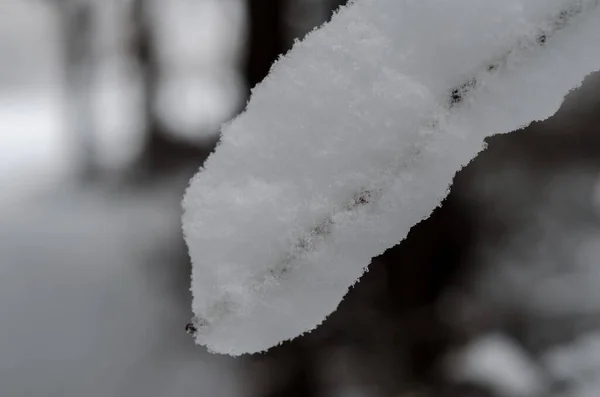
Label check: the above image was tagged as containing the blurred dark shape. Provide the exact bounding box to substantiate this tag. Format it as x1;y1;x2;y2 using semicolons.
437;382;499;397
129;0;212;182
53;0;97;180
243;0;290;93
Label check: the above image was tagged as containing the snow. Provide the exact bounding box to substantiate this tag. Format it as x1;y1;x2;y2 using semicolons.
182;0;600;355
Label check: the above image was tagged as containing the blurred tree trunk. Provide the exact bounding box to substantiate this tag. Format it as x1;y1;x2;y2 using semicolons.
130;0;208;181
242;0;348;94
243;0;290;93
55;0;97;180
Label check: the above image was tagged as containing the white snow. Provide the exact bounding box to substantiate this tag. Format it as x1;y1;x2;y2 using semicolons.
183;0;600;355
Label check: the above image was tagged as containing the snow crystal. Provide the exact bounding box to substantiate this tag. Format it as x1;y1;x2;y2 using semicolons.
182;0;600;355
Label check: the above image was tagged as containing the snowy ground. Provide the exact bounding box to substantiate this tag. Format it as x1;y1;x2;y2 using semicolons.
0;182;244;397
0;2;247;395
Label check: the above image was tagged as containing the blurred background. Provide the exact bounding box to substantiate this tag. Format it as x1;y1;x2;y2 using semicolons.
0;1;599;397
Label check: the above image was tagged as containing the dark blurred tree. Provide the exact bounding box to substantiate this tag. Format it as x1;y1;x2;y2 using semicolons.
243;0;348;94
129;0;210;182
51;0;98;180
243;0;290;93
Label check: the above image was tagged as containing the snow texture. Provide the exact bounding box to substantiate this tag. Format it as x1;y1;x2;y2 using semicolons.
182;0;600;355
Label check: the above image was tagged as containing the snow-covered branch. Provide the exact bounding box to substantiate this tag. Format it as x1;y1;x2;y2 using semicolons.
182;0;600;355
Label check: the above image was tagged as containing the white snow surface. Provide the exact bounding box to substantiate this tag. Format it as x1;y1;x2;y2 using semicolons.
182;0;600;355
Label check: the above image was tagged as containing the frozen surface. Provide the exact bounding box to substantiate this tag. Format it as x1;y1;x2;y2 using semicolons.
183;0;600;355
